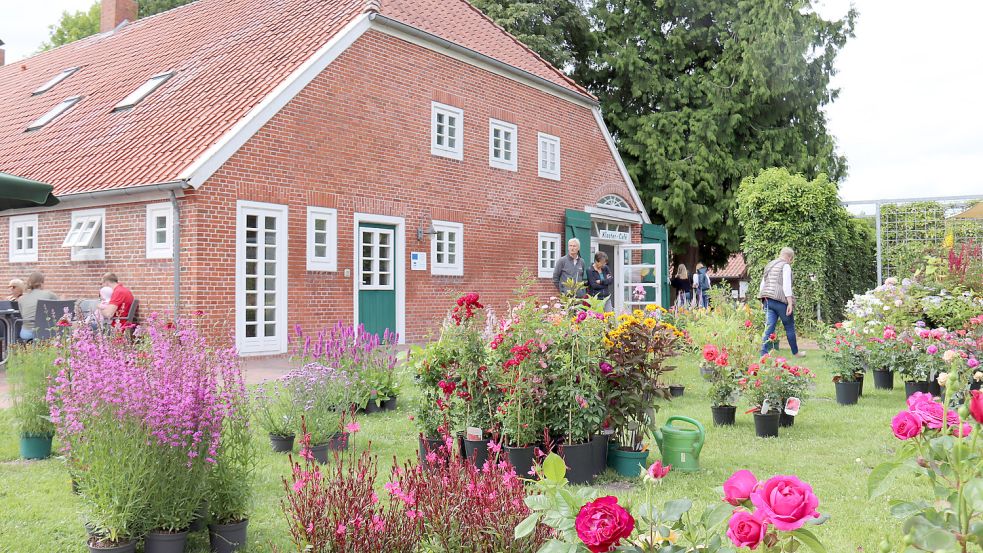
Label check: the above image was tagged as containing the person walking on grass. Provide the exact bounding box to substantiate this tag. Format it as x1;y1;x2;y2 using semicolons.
758;247;803;357
693;263;711;308
552;238;586;297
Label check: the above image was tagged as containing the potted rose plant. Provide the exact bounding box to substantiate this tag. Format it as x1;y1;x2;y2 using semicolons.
8;343;58;460
775;360;814;426
867;326;897;390
702;344;739;426
741;357;785;438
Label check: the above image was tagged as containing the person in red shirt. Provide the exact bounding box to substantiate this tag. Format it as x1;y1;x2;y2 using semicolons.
98;272;134;324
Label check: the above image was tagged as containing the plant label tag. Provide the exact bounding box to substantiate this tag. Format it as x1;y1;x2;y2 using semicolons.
760;400;771;415
466;426;482;441
784;397;801;416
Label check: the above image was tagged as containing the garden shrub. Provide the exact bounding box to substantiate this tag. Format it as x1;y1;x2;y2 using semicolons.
8;342;59;438
736;167;875;327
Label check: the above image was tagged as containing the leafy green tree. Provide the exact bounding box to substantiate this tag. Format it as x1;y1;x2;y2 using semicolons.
40;2;100;51
470;0;592;73
585;0;855;267
39;0;195;51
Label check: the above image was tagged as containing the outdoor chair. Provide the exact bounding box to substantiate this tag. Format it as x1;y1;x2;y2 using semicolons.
34;299;78;341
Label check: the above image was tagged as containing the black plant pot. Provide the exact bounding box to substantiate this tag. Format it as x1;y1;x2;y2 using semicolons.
779;411;795;428
904;380;930;398
327;432;349;451
309;443;330;464
208;519;248;553
971;380;982;392
463;437;489;468
145;530;189;553
835;381;861;406
669;385;685;398
419;435;446;471
560;442;594;485
928;379;942;398
505;445;536;478
269;434;295;453
363;400;381;414
87;538;136;553
857;374;865;397
711;405;736;426
590;434;610;477
381;397;398;411
456;431;466;459
873;370;894;390
753;413;780;438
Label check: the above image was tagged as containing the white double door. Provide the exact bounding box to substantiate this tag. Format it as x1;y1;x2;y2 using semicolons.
236;201;288;354
613;243;662;313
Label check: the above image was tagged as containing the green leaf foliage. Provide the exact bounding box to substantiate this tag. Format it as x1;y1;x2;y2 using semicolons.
737;168;875;325
791;528;828;553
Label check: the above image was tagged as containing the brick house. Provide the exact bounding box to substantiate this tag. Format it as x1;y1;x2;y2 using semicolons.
0;0;668;354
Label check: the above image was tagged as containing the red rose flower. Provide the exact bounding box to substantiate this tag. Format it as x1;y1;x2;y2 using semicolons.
575;496;635;553
969;390;983;424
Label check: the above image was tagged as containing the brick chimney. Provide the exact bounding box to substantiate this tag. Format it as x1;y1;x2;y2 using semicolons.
101;0;138;33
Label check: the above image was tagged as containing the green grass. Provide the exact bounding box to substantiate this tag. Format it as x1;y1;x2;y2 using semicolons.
0;353;918;552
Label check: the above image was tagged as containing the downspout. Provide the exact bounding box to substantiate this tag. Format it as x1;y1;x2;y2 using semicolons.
170;190;181;317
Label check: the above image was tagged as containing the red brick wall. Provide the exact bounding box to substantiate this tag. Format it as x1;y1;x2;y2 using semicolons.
0;201;183;317
0;29;644;346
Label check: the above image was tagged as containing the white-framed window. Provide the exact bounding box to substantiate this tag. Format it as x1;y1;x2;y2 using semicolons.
306;207;338;271
145;203;173;259
114;72;174;111
62;208;105;261
8;214;39;263
598;194;631;210
27;96;82;131
32;67;80;96
538;232;561;278
431;220;464;276
538;133;561;180
488;119;517;171
431;102;463;160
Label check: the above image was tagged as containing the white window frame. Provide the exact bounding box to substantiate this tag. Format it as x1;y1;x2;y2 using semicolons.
538;232;561;278
430;220;464;276
63;208;105;261
431;102;464;160
359;227;396;290
538;132;561;180
306;207;338;272
9;214;39;263
488;119;518;171
114;72;174;111
145;202;173;259
27;96;81;131
32;67;80;96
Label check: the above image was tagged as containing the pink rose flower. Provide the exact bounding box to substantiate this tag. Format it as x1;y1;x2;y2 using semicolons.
969;358;980;369
906;392;935;410
727;510;768;549
575;496;635;553
891;411;922;440
647;461;671;480
927;345;938;355
750;475;821;531
970;391;983;424
910;400;946;430
723;469;758;506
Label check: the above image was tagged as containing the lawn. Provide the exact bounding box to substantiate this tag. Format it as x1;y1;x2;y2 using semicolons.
0;350;917;552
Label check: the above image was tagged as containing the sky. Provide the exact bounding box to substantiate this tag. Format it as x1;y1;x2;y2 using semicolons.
1;0;981;207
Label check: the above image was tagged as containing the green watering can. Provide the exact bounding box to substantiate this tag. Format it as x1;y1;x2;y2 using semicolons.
653;416;705;473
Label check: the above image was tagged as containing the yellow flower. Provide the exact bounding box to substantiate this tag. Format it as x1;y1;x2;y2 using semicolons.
618;314;631;323
633;309;644;318
603;338;615;348
644;318;657;329
944;232;955;249
645;304;658;311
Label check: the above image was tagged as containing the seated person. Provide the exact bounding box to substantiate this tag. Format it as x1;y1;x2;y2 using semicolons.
98;273;134;325
7;278;25;302
19;272;59;341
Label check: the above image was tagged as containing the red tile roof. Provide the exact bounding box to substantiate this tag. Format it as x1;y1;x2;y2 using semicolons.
708;254;748;280
0;0;591;196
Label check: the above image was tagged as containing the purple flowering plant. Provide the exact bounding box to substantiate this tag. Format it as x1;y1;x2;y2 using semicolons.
47;316;249;542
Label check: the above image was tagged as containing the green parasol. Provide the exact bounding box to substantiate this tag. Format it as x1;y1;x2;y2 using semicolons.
0;172;59;211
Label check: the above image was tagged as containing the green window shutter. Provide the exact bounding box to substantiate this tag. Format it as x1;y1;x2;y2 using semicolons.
642;224;670;309
564;209;592;281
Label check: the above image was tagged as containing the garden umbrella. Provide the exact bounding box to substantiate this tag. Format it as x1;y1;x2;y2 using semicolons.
0;171;59;211
953;202;983;219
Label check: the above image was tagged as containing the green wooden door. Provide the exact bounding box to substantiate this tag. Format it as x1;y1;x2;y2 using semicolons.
357;223;396;337
642;224;671;309
564;209;592;281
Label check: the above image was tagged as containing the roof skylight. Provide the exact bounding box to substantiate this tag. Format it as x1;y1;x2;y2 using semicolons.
113;72;174;111
26;96;82;131
31;67;80;96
